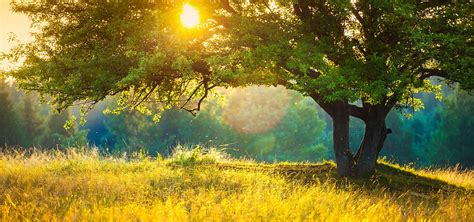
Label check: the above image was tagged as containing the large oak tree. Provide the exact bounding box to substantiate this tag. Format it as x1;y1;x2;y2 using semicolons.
3;0;473;177
207;0;473;177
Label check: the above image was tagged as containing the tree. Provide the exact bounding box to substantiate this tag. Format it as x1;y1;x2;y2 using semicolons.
92;86;329;161
211;1;473;177
0;77;23;146
7;0;219;115
341;0;472;177
427;87;474;167
43;109;72;148
21;94;45;147
5;0;473;178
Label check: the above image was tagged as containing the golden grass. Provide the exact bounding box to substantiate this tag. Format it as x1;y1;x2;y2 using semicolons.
0;148;473;221
418;167;474;190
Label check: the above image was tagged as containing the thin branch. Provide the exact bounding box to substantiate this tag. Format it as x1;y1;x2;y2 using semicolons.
183;83;216;116
132;83;158;109
180;81;204;109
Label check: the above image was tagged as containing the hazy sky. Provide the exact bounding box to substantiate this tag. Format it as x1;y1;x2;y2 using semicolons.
1;0;32;70
1;0;32;51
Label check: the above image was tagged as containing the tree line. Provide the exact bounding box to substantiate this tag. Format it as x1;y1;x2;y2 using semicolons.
1;77;472;168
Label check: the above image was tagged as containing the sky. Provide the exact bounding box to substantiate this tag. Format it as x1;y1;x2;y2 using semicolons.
0;0;32;70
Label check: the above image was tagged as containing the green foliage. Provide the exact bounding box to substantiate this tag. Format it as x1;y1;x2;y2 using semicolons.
427;87;474;167
368;87;474;168
0;80;85;149
6;1;472;115
167;145;230;166
2;0;473;175
6;0;222;114
101;109;160;154
0;78;23;146
57;129;89;149
95;87;330;162
42;109;72;148
0;80;473;167
21;94;45;147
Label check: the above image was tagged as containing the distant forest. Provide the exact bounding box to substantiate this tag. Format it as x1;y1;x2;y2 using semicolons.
1;77;473;168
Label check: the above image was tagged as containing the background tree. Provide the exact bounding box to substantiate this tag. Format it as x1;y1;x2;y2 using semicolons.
427;87;474;167
42;109;73;148
88;86;329;161
21;94;45;147
0;76;473;167
0;77;23;146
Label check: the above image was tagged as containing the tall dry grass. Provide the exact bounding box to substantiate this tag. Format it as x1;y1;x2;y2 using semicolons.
0;148;472;221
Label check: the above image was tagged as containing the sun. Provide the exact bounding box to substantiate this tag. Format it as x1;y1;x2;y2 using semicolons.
180;3;200;29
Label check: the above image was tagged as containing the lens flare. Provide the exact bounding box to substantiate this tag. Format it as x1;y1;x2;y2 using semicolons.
180;3;200;28
222;86;290;134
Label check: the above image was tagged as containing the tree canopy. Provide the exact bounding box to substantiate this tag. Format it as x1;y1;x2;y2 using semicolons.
4;0;473;177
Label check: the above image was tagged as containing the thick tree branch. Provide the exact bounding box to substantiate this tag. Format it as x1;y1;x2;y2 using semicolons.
293;2;311;21
220;0;238;15
420;68;448;79
350;6;369;39
349;104;367;120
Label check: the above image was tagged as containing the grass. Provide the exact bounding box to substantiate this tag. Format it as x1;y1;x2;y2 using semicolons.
0;147;473;221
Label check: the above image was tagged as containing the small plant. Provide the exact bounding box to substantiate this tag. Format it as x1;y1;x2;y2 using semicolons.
167;145;230;166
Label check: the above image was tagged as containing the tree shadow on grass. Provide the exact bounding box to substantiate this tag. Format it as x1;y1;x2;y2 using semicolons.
369;163;466;194
217;162;468;195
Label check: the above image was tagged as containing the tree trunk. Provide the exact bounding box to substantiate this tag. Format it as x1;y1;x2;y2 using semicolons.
311;94;354;177
353;119;385;177
329;102;354;176
352;105;390;178
377;122;392;156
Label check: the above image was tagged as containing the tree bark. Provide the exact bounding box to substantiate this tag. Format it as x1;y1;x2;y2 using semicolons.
332;104;354;176
311;95;395;178
377;122;392;156
352;104;390;178
316;99;354;177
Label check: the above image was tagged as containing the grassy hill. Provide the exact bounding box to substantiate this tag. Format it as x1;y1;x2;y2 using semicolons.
1;147;473;221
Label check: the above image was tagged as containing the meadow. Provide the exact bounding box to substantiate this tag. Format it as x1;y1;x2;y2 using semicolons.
1;147;473;221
